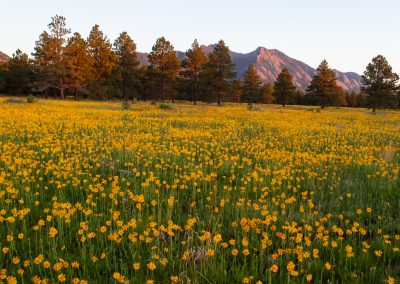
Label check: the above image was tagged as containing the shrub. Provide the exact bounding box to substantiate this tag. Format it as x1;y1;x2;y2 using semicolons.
159;103;172;110
247;103;262;111
26;95;37;103
122;100;130;110
4;98;25;104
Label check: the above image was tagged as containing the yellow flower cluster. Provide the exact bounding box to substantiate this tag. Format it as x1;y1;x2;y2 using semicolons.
0;99;399;283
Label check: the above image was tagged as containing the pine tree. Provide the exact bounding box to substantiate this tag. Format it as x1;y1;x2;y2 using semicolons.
346;91;358;107
64;32;94;99
182;39;207;105
87;24;117;100
242;64;262;104
361;55;399;112
294;90;305;105
0;62;6;92
231;80;242;103
306;60;342;108
114;32;140;101
5;49;33;95
357;91;368;107
259;83;275;104
32;15;71;99
148;37;181;101
137;65;157;101
273;68;296;107
337;87;348;107
398;90;400;110
206;40;236;106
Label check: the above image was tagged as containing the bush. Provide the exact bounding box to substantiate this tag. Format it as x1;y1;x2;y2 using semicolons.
122;100;130;110
150;100;157;106
26;95;37;103
4;98;25;104
159;103;172;110
247;103;262;112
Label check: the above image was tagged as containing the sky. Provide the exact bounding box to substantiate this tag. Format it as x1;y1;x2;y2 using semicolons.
1;0;399;74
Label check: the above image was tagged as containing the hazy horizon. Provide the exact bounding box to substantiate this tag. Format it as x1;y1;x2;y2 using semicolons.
1;0;399;74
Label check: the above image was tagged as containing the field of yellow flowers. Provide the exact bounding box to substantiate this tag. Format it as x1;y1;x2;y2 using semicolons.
0;98;399;284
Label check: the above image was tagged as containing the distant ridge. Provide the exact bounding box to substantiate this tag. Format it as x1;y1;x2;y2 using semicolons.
138;45;362;92
0;51;10;62
1;46;361;91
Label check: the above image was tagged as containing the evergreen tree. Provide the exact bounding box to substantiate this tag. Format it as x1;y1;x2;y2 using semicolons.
87;24;118;100
148;37;181;101
398;89;400;110
64;32;94;99
273;68;296;107
231;80;242;103
137;65;157;101
361;55;399;112
293;90;305;105
337;87;348;107
0;63;6;92
206;40;236;106
242;64;262;104
32;15;71;99
182;39;207;105
357;91;368;107
346;91;358;107
5;49;33;95
259;83;275;104
306;60;343;108
114;32;140;101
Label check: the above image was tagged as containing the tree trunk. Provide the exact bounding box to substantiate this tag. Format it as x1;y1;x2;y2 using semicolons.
372;106;376;112
123;85;128;101
160;80;166;102
60;88;65;100
74;88;78;100
193;85;197;105
60;78;65;99
283;103;286;107
217;93;221;106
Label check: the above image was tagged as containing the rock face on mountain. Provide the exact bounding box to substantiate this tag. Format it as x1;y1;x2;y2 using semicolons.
0;51;10;62
137;53;149;66
228;46;362;92
138;51;185;66
232;47;316;91
333;70;362;93
139;45;362;92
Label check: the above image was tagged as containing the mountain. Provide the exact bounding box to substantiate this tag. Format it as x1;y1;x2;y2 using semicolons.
0;51;10;62
138;45;362;92
230;46;362;92
333;70;362;93
138;51;185;66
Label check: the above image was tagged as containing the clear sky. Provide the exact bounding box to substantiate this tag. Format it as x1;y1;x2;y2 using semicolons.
1;0;399;74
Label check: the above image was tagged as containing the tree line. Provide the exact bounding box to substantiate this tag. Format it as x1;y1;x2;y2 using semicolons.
0;15;399;111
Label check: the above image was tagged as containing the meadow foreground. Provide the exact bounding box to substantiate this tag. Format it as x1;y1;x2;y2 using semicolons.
0;99;399;283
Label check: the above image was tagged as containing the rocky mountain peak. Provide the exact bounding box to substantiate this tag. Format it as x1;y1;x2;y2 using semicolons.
0;51;10;62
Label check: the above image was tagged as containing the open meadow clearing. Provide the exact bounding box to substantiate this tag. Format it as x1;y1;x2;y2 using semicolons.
0;99;399;283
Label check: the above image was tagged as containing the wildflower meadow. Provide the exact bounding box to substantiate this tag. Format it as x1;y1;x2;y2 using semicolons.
0;99;399;283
